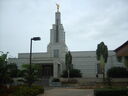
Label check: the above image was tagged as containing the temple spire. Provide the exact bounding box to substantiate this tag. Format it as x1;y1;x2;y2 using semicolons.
56;4;60;12
55;4;61;24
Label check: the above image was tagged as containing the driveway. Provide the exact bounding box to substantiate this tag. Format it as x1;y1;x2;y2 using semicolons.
40;88;94;96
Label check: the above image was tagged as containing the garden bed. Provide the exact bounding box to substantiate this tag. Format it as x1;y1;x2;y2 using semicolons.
0;85;44;96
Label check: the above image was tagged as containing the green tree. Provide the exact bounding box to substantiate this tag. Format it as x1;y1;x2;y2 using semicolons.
7;63;18;78
61;69;82;78
107;67;128;78
96;42;108;80
65;51;73;70
65;51;73;79
20;64;42;85
0;52;12;85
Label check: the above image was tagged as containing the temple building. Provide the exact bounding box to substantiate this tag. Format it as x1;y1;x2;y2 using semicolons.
8;6;125;78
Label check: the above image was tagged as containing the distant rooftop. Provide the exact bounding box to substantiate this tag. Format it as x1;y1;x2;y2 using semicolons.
114;40;128;52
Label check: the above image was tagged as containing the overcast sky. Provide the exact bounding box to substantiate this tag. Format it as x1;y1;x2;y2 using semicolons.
0;0;128;57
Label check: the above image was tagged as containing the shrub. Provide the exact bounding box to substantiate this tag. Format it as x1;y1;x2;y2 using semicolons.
52;78;60;82
12;85;44;96
61;69;82;78
94;88;128;96
107;67;128;78
0;86;18;96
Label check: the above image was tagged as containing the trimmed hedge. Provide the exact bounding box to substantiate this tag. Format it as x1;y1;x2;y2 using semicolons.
61;69;82;78
52;78;60;82
107;67;128;78
94;88;128;96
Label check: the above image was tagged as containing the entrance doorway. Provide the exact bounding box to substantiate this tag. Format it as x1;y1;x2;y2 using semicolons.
42;64;53;78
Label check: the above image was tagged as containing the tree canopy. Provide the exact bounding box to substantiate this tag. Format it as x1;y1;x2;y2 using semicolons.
96;42;108;63
65;51;73;70
0;52;13;85
96;42;108;80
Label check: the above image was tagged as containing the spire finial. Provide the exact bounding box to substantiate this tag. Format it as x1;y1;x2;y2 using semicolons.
56;4;59;12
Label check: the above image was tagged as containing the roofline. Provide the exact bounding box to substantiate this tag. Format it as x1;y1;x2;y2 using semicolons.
114;40;128;52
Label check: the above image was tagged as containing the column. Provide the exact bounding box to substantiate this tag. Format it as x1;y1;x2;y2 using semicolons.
53;62;58;78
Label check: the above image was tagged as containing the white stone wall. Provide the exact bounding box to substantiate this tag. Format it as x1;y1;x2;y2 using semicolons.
71;51;97;78
8;50;124;78
18;52;50;58
71;51;124;78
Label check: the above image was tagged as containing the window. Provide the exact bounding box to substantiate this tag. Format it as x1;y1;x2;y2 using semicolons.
54;49;59;58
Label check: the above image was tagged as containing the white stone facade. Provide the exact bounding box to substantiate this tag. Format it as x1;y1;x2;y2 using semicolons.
8;9;124;78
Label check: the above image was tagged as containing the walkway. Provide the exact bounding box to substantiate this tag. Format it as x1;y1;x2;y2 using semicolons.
40;88;94;96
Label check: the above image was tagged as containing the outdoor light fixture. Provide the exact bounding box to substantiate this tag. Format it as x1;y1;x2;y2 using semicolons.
29;36;41;87
31;37;41;41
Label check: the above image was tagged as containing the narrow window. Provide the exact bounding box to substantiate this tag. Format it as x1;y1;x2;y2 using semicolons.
54;49;59;57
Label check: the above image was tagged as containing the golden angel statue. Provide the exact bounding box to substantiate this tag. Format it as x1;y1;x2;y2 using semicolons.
56;4;60;12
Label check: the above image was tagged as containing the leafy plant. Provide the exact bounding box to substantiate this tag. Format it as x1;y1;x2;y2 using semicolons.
107;67;128;78
19;64;42;86
52;78;60;82
65;51;73;70
61;69;82;78
7;63;18;78
0;52;13;85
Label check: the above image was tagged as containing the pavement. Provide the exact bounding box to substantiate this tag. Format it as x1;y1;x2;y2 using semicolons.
39;88;94;96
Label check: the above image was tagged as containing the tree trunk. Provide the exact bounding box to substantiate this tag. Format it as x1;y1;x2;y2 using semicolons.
68;70;70;81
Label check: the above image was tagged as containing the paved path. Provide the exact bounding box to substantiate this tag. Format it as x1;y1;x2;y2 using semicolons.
40;88;94;96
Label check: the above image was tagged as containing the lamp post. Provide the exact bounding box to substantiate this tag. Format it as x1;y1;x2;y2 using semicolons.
29;37;41;87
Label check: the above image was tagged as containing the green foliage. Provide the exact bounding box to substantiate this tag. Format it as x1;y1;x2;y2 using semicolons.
7;63;18;78
94;88;128;96
96;42;108;63
61;69;82;78
0;52;13;85
21;64;42;78
12;85;44;96
107;67;128;78
65;51;73;70
20;64;42;86
96;42;108;80
52;78;60;82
